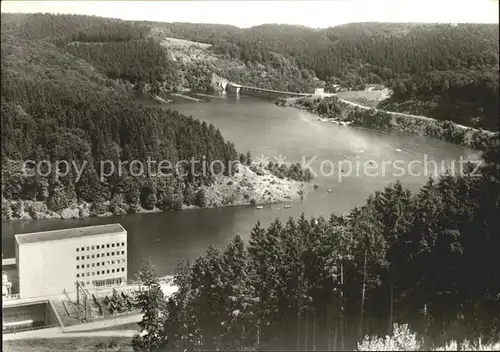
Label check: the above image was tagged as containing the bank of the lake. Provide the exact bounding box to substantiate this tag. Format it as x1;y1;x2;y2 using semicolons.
276;95;498;151
1;164;306;221
2;95;482;278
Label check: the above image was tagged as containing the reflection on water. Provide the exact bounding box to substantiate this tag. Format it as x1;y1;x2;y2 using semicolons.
1;95;480;277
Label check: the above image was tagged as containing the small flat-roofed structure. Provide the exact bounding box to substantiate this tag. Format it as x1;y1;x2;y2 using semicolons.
314;88;325;96
2;299;60;333
2;258;19;298
2;258;16;267
15;224;128;299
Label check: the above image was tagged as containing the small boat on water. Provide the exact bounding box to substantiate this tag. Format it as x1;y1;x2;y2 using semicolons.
396;148;402;152
284;205;292;209
256;206;264;209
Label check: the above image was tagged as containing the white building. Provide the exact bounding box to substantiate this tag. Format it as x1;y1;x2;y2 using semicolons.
314;88;325;96
15;224;128;299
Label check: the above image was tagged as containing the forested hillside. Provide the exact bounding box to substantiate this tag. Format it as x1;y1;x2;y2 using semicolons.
0;13;323;93
161;21;499;130
2;12;499;350
133;141;500;351
1;13;182;91
282;95;497;151
1;30;239;219
177;22;498;89
1;12;498;221
0;12;150;42
3;13;498;130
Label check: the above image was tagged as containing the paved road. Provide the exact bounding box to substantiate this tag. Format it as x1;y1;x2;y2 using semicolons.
3;328;136;341
328;94;494;133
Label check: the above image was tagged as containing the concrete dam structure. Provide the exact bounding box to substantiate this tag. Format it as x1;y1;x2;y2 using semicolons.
226;82;311;100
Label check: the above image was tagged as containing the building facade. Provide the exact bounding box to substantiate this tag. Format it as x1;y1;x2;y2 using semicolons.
15;224;127;299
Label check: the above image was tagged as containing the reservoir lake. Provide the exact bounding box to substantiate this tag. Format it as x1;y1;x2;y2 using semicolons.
1;95;480;278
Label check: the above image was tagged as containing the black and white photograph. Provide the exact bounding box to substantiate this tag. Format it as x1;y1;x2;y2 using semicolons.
1;0;499;351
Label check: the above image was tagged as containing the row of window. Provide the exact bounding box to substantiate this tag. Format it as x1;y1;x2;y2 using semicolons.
94;277;125;287
76;251;125;260
76;242;125;252
80;277;125;287
77;259;125;269
76;267;125;278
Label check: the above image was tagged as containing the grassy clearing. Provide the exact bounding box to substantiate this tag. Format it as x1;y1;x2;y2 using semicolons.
205;164;304;207
3;336;132;352
336;88;392;107
159;36;213;49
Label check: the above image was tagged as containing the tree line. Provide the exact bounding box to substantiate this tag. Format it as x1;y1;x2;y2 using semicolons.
161;21;499;130
1;13;323;95
381;68;499;131
1;32;238;217
4;13;497;131
133;141;500;351
287;96;497;151
1;12;149;44
65;39;180;88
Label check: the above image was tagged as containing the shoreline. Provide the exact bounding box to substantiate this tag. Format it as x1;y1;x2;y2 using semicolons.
170;93;204;102
279;96;498;150
194;92;227;100
334;95;496;135
2;164;307;222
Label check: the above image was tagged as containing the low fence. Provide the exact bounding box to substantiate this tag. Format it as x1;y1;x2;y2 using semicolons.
90;285;146;299
96;308;141;319
86;287;141;321
3;323;60;335
48;299;65;329
62;312;142;333
3;293;21;301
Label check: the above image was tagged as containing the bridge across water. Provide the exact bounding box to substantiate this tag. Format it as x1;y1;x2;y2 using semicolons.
226;82;312;100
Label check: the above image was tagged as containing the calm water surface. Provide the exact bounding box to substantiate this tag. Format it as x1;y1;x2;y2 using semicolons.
2;95;480;277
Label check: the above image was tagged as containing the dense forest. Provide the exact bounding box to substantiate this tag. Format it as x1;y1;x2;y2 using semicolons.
1;13;183;91
379;68;499;131
1;11;499;351
0;12;150;43
283;96;497;151
65;39;179;87
1;14;318;219
3;13;498;130
160;22;499;131
163;22;498;88
133;141;500;351
1;30;239;218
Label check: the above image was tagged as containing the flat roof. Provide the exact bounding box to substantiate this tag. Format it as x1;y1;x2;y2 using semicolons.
2;258;16;267
15;224;126;245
